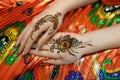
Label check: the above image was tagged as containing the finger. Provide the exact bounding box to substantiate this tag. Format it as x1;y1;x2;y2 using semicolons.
32;43;48;49
36;26;56;50
49;32;73;40
35;31;45;43
30;50;61;59
15;22;30;47
22;25;49;55
18;23;34;54
43;59;64;65
31;44;37;49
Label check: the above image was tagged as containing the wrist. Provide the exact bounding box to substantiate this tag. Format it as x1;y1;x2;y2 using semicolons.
54;0;98;13
50;0;69;14
70;33;95;58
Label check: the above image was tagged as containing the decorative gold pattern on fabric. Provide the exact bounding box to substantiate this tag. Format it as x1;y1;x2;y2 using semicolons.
0;27;18;63
96;5;120;19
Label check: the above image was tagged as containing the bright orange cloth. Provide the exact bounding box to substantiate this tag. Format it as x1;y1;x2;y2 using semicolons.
0;0;120;80
102;0;120;5
0;0;53;29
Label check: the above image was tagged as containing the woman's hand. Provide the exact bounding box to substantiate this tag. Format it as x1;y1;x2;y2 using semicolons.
16;0;98;55
16;1;67;55
29;24;120;65
30;32;85;65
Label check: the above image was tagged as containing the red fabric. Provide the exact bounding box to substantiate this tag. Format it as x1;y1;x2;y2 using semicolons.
0;0;54;29
0;1;120;80
102;0;120;5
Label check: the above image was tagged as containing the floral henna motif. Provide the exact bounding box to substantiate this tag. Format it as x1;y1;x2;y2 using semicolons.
30;12;61;40
49;35;93;57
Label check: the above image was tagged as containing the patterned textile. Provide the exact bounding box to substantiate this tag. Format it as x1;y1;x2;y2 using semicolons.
0;0;120;80
102;0;120;5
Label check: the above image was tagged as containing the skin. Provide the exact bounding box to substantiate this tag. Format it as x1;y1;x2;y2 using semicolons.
30;24;120;65
15;0;98;55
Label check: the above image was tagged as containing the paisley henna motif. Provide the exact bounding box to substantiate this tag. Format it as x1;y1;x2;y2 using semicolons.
30;12;61;40
49;35;93;57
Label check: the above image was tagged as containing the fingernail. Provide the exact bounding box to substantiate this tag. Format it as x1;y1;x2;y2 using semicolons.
43;61;46;63
36;45;40;51
17;53;20;56
18;50;21;54
13;44;17;49
14;43;18;48
21;51;25;55
18;51;22;55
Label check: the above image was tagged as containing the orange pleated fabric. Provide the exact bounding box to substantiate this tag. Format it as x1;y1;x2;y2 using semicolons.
0;0;54;29
102;0;120;5
0;0;120;80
